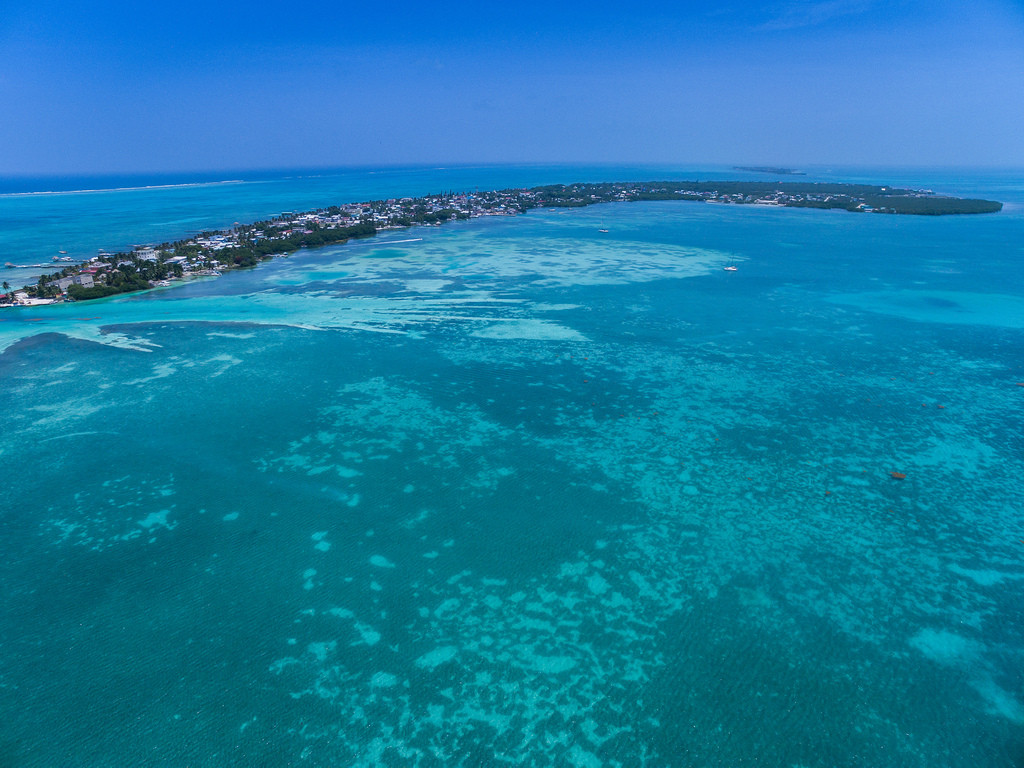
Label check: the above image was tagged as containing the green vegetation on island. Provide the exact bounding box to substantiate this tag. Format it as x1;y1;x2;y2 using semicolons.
528;181;1003;215
6;179;1002;306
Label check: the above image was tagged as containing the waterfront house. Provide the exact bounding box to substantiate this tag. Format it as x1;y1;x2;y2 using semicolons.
49;277;76;292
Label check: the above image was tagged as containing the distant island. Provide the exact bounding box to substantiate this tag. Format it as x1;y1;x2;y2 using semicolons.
3;179;1003;305
734;166;807;175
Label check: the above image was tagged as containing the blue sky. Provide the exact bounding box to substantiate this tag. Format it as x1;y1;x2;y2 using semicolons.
1;0;1022;174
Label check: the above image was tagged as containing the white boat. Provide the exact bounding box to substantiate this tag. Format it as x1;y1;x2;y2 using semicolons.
724;265;738;272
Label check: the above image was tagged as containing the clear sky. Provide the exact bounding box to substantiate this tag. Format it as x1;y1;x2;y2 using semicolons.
2;0;1022;175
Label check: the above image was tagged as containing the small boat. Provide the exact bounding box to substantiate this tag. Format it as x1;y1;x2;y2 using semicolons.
598;229;609;233
724;265;738;272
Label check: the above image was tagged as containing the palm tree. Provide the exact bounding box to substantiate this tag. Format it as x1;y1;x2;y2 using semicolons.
2;281;10;301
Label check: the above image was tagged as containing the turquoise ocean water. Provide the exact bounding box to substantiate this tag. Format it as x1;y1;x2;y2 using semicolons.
1;165;1023;766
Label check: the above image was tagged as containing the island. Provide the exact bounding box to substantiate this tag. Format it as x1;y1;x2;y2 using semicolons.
3;179;1003;305
734;166;807;176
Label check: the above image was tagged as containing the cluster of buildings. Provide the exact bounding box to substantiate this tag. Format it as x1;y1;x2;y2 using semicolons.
8;188;535;303
5;180;988;306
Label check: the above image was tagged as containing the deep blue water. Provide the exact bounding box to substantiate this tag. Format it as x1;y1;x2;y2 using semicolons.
1;165;1023;766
